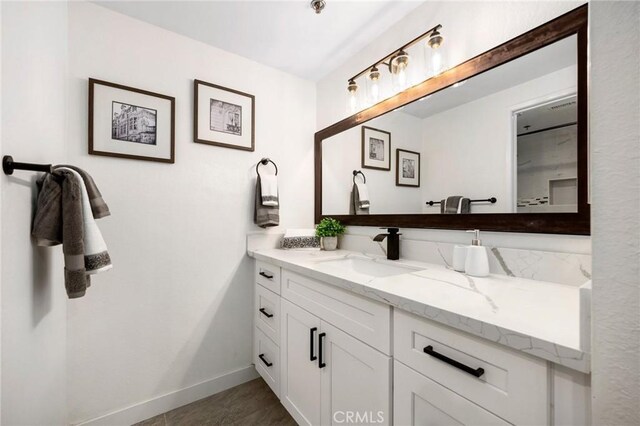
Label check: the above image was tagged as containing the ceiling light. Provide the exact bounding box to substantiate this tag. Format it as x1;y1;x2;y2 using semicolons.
310;0;326;14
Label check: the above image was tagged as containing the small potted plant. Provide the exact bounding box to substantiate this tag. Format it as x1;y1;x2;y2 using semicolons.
315;217;346;251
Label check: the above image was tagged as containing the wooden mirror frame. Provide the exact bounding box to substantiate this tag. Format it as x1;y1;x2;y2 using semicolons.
314;5;589;235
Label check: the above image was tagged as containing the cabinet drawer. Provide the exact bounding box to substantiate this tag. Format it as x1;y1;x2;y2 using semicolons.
394;309;548;425
256;260;281;294
281;270;391;355
255;284;280;344
254;326;280;398
394;360;510;426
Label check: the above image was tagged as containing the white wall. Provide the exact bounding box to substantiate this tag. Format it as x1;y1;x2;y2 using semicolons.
1;2;69;425
590;1;640;424
65;2;315;423
322;110;423;214
316;0;589;254
420;65;576;214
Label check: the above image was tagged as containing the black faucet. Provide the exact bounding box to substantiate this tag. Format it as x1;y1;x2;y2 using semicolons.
373;227;401;260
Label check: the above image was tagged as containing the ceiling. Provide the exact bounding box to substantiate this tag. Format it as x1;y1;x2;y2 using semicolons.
94;0;425;81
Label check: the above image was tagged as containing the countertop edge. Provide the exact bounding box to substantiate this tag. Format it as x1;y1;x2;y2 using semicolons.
249;249;591;374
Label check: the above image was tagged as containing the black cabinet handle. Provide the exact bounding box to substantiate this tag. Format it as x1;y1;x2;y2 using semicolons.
259;308;274;318
318;332;326;368
259;271;274;280
258;353;273;367
310;327;318;361
423;345;485;378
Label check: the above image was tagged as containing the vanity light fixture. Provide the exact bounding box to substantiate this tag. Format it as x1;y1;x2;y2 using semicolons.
346;24;443;109
427;28;444;49
452;80;467;88
310;0;326;14
347;79;359;112
368;66;381;101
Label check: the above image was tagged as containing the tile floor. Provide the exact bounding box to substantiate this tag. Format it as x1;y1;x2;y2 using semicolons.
134;378;296;426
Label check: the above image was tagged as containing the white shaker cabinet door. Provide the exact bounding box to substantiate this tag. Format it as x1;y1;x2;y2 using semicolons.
394;361;510;426
320;321;392;426
280;299;322;426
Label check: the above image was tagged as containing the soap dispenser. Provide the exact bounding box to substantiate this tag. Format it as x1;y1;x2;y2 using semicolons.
464;230;490;277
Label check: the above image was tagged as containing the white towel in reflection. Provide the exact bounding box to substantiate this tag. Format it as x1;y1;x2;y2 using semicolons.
355;181;370;209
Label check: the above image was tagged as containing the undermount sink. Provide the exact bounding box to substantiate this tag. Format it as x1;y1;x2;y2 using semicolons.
316;256;420;278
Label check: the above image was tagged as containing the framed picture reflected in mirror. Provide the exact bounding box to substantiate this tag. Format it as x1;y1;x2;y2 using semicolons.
396;149;420;187
361;126;391;171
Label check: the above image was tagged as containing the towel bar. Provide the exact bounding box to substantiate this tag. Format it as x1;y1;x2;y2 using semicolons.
426;197;497;206
2;156;52;175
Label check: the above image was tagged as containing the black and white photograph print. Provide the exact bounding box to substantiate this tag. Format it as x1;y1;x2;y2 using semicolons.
396;149;420;187
89;78;175;163
210;99;242;136
112;101;157;145
369;137;385;161
361;126;391;171
194;79;255;151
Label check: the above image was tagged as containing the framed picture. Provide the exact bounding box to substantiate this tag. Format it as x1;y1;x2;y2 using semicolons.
193;79;255;151
396;149;420;187
361;126;391;170
89;78;175;163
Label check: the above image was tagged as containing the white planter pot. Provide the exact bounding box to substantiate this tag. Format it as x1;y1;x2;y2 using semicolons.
321;236;338;251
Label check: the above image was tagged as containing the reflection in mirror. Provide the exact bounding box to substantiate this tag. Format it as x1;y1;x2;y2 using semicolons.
322;35;578;216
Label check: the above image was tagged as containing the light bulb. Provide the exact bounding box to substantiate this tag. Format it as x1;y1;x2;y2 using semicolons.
349;92;358;112
432;50;443;76
397;67;407;89
346;79;359;113
368;66;381;102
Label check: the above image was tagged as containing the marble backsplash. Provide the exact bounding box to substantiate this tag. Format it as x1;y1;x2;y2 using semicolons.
247;231;592;287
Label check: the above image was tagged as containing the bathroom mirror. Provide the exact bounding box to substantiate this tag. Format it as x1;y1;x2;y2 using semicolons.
315;5;589;234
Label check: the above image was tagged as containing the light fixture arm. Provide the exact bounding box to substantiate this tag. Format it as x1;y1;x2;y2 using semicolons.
347;24;442;83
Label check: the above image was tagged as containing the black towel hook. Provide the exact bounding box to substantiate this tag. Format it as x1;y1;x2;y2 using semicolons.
256;158;278;176
3;155;52;175
352;170;366;184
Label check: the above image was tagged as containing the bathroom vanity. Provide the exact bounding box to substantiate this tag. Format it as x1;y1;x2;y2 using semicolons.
249;248;590;426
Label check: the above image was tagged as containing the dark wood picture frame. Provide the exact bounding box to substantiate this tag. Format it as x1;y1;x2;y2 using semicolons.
396;149;421;187
193;79;255;152
361;126;391;171
88;78;176;164
315;5;590;235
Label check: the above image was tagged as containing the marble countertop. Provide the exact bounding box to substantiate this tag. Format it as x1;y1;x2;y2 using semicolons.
249;248;590;373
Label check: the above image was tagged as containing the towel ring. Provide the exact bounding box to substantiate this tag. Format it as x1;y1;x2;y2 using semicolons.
256;158;278;176
352;170;366;184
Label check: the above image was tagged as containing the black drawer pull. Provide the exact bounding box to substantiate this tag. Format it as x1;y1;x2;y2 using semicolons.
258;353;273;367
259;308;274;318
318;332;326;368
310;327;318;361
423;345;485;378
259;271;274;280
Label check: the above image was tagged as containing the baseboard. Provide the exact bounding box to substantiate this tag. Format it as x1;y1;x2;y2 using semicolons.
74;365;259;426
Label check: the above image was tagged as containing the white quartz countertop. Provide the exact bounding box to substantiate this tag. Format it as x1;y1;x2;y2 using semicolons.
249;248;590;373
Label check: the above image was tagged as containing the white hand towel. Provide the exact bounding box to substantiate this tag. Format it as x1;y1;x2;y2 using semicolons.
260;174;279;207
59;168;112;275
355;181;370;209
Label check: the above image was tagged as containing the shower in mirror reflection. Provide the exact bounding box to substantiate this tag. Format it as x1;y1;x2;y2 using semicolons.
515;95;578;213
